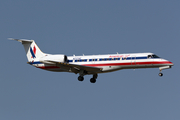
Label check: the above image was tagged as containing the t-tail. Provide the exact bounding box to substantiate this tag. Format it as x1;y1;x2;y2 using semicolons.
9;38;45;62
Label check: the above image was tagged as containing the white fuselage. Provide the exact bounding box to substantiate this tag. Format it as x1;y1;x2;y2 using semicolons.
30;52;173;74
11;38;174;83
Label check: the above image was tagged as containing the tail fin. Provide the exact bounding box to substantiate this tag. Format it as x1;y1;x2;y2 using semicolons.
9;38;45;61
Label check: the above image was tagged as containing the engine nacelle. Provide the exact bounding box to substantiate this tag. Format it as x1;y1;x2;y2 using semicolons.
40;54;67;63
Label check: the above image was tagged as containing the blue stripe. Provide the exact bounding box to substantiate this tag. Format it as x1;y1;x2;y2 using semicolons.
68;60;73;62
30;62;42;64
32;56;152;64
30;47;36;58
136;57;147;59
68;56;149;63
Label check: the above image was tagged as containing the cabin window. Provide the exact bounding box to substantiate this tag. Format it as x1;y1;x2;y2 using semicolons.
126;57;131;60
131;57;136;60
68;60;73;62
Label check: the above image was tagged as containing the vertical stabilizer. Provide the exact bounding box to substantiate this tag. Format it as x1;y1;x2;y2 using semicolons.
9;38;45;61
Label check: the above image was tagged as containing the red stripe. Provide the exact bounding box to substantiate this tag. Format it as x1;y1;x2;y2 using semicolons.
82;61;173;67
36;61;173;69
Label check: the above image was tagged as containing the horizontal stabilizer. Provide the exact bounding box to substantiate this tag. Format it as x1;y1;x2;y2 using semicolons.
8;38;34;43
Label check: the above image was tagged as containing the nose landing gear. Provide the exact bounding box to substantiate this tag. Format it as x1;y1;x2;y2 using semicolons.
158;66;172;77
158;69;163;77
158;73;163;77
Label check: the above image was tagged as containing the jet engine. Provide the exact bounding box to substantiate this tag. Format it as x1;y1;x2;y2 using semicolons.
40;54;68;63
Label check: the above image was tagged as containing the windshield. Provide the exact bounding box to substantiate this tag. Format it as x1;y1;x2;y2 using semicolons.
152;54;160;58
148;54;160;58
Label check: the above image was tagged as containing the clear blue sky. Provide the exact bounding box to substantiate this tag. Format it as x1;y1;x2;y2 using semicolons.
0;0;179;120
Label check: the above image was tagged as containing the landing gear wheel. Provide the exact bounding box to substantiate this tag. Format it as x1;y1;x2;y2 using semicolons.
159;73;163;77
90;78;96;83
78;76;84;81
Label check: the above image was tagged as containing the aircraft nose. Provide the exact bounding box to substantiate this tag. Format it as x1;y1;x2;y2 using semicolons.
167;60;174;66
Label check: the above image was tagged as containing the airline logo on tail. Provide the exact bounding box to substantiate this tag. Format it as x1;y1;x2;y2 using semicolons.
30;46;36;58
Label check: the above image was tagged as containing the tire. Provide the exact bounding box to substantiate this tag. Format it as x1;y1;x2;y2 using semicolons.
159;73;163;77
90;78;96;83
78;76;84;81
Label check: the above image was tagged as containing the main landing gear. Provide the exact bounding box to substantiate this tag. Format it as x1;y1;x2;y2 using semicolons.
90;74;98;83
77;73;98;83
78;76;84;81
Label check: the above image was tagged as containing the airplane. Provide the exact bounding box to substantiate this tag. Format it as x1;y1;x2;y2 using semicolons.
10;38;174;83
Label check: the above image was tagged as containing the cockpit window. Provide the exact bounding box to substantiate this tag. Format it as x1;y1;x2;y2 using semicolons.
147;55;152;58
152;54;160;58
148;54;160;58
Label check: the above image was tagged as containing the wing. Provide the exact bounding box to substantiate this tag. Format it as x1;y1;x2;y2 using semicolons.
40;60;102;74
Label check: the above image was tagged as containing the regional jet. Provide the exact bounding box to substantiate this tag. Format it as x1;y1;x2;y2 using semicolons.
10;38;173;83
